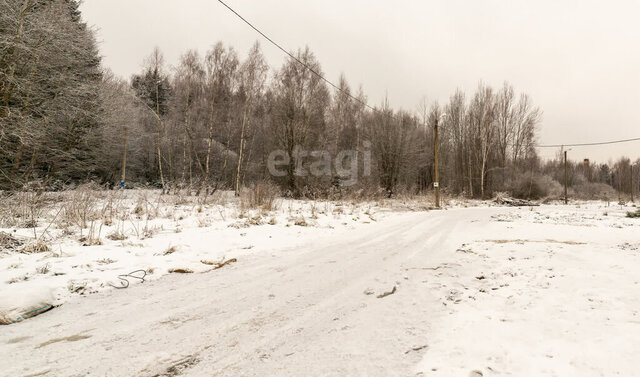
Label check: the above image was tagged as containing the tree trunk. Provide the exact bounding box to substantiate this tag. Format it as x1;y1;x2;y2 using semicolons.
120;127;128;188
205;100;215;194
234;107;249;196
155;79;166;193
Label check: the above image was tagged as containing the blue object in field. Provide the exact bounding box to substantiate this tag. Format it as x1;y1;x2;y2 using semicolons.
120;181;125;189
10;304;54;324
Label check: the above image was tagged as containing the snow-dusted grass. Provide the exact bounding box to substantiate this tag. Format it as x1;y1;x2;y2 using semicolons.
0;188;429;321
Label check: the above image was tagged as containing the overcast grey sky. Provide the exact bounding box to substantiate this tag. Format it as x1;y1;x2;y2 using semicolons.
80;0;640;163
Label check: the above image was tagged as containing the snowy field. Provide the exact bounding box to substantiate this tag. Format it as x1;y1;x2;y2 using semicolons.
1;191;639;376
0;189;421;319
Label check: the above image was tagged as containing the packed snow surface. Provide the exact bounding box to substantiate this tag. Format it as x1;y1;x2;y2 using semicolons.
1;194;639;376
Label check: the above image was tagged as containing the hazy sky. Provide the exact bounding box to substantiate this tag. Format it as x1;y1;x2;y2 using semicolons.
80;0;640;163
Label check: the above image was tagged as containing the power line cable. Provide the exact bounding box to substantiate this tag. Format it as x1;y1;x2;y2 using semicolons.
217;0;376;112
536;137;640;148
218;0;640;150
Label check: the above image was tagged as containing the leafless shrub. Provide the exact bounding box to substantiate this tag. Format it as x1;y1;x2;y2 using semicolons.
206;190;229;207
79;219;103;246
507;173;561;200
101;189;126;226
240;182;280;211
23;191;45;231
170;189;191;206
0;185;51;237
0;193;20;228
142;224;161;239
573;182;616;201
60;183;101;229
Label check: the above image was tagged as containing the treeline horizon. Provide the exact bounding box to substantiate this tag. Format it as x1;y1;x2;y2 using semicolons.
1;0;638;200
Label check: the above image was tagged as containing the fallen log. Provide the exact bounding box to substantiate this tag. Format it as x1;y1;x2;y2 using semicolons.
495;195;538;207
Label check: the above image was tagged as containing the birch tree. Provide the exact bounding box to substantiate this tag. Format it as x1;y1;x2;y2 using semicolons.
234;42;268;195
173;50;205;188
203;42;238;192
468;83;496;197
269;47;329;196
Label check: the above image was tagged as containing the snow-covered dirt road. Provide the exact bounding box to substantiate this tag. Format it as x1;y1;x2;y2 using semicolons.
2;204;639;377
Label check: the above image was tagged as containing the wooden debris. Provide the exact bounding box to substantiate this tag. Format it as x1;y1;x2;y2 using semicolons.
404;344;428;354
168;268;193;274
495;195;538;207
376;285;397;298
200;257;237;270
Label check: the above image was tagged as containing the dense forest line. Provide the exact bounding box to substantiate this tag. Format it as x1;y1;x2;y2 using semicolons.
1;0;638;199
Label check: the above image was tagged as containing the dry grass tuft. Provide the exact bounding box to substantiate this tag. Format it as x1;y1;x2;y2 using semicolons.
60;183;100;229
293;217;308;227
163;245;178;255
21;240;50;253
106;231;127;241
0;232;23;250
627;209;640;219
35;263;51;274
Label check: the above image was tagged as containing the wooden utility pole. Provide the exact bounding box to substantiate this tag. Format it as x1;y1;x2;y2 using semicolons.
434;117;440;208
564;150;568;204
583;159;591;181
631;164;634;203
